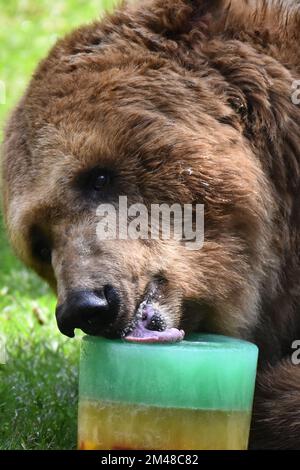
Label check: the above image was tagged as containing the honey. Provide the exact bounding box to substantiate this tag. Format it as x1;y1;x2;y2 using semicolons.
78;400;251;450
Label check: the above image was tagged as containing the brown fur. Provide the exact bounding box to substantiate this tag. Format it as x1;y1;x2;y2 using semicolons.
2;0;300;448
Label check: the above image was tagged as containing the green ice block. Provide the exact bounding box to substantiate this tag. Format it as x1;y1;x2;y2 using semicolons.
79;334;258;411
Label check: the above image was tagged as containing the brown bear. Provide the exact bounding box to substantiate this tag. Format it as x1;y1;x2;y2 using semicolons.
2;0;300;449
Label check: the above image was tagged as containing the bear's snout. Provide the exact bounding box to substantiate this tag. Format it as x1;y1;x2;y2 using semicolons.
55;286;120;338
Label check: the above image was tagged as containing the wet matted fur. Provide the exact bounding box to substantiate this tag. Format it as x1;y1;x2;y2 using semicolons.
2;0;300;449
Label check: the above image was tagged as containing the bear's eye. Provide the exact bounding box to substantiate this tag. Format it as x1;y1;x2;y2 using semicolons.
36;246;52;264
30;226;52;264
92;171;110;191
75;167;113;196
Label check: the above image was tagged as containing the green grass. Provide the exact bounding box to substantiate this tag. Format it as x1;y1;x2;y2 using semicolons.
0;0;117;450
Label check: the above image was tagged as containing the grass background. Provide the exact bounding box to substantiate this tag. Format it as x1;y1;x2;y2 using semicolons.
0;0;117;450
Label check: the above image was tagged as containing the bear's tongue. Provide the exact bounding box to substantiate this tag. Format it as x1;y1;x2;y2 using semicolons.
124;304;185;344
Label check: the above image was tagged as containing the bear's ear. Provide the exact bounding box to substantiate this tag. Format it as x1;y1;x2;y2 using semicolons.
140;0;233;36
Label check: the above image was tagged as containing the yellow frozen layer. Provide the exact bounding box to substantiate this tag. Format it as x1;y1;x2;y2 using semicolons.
78;400;251;450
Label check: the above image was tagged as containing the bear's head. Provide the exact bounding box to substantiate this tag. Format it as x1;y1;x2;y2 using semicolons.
2;0;299;341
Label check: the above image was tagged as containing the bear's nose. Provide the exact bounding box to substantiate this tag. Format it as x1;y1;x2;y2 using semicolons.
56;286;120;338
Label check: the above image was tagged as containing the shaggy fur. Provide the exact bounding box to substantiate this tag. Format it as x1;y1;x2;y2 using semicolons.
2;0;300;448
